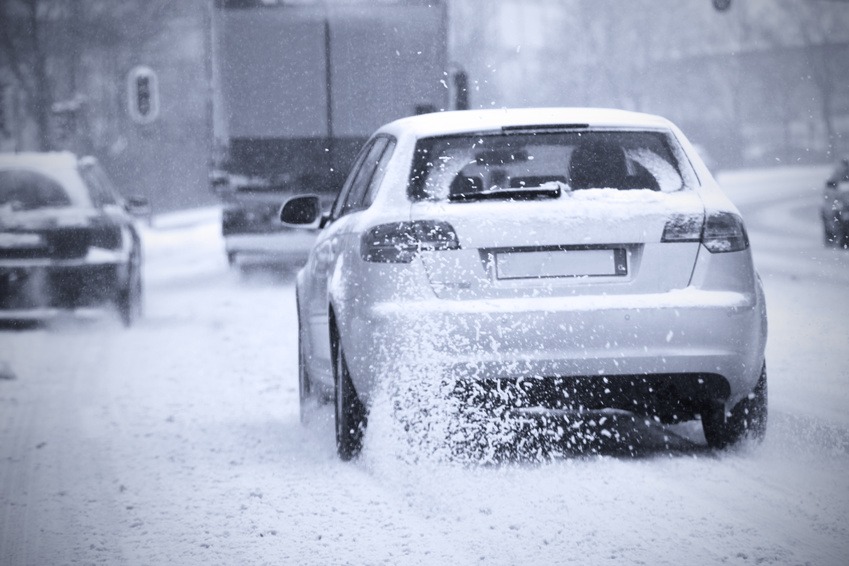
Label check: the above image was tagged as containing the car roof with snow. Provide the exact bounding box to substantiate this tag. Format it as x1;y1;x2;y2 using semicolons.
377;107;675;140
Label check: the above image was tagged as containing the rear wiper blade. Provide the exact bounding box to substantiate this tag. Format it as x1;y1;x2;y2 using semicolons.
449;183;563;202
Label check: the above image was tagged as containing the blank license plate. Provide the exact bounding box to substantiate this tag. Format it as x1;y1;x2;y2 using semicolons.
495;248;626;279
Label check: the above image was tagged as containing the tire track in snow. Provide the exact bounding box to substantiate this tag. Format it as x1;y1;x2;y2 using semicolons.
0;359;39;566
0;323;131;564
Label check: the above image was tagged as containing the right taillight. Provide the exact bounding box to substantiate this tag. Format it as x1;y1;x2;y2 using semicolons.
89;224;122;250
361;220;460;263
702;211;749;253
662;211;749;253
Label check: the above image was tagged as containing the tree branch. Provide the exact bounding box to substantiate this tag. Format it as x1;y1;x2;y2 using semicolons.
0;1;33;96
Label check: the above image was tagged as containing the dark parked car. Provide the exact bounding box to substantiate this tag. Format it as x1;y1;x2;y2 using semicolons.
0;152;148;326
821;157;849;249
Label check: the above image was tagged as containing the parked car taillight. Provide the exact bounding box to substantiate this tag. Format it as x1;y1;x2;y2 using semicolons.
702;211;748;253
662;212;748;253
90;225;122;250
361;220;460;263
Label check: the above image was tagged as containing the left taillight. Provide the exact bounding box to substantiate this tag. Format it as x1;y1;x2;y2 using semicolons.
661;214;704;243
361;220;460;263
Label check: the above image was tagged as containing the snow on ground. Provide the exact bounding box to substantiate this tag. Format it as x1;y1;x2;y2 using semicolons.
719;165;849;428
1;166;848;565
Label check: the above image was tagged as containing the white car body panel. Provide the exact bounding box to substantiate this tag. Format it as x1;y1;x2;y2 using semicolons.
294;108;767;430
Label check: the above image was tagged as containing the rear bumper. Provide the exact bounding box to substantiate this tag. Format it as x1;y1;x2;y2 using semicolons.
0;307;105;322
224;232;317;264
346;287;766;414
0;261;123;312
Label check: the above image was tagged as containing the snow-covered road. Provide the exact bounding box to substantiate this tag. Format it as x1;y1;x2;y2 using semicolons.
1;166;848;565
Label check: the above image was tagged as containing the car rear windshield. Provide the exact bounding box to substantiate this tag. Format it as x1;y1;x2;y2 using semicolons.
408;129;697;201
0;169;82;210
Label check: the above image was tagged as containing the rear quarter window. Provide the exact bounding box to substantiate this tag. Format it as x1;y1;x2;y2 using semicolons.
0;169;73;210
0;167;93;210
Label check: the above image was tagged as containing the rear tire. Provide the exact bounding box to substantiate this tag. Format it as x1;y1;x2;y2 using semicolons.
333;335;367;460
702;364;768;449
297;305;312;425
841;221;849;249
823;218;835;247
117;260;142;328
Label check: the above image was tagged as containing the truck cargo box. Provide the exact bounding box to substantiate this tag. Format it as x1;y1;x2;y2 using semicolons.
211;0;450;270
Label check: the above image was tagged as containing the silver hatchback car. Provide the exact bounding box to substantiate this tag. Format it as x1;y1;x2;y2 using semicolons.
282;108;768;460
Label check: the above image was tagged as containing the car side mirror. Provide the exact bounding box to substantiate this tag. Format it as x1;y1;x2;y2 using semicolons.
280;195;322;228
126;196;151;218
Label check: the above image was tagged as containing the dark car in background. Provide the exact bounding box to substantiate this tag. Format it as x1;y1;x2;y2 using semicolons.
821;157;849;249
0;152;148;326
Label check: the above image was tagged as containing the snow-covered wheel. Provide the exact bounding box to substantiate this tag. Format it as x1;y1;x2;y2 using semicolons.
702;364;768;449
839;221;849;249
822;219;834;247
117;259;143;328
332;332;367;461
297;302;313;424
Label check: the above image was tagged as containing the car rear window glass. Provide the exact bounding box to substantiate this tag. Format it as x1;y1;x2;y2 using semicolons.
408;130;697;201
0;169;79;210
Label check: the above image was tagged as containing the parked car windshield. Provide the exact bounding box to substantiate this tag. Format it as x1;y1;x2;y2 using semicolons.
408;130;697;201
0;168;91;210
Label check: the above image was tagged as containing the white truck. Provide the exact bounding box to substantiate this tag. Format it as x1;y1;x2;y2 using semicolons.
211;0;464;270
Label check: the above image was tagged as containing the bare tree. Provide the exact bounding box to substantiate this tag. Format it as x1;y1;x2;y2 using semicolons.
0;0;174;151
784;1;849;157
0;0;53;150
715;0;849;159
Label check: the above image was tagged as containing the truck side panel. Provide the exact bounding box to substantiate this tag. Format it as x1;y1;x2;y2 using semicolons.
220;9;328;139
